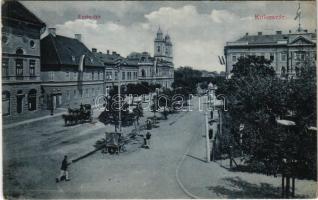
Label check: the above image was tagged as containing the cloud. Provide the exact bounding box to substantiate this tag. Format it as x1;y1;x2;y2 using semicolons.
30;2;316;72
210;10;237;23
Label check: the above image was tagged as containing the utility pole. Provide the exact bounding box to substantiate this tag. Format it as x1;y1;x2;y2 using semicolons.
205;111;210;163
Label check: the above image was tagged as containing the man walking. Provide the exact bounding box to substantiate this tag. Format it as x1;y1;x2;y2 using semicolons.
56;155;71;182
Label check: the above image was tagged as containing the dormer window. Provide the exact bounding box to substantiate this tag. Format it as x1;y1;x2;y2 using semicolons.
16;48;24;55
90;58;93;63
71;56;75;62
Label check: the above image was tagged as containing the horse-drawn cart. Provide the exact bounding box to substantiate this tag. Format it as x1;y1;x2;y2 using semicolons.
62;104;93;126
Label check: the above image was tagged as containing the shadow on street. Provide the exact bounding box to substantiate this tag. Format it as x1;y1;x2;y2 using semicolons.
207;176;307;199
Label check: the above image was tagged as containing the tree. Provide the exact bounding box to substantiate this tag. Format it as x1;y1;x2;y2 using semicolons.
218;55;316;180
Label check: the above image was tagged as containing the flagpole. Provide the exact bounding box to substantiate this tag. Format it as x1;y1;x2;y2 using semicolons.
298;3;301;31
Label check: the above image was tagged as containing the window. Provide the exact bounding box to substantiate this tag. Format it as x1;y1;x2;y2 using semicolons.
66;90;70;101
28;89;37;111
2;91;10;116
91;88;94;96
66;71;70;79
29;60;36;76
141;69;146;77
232;55;237;62
98;71;100;80
281;53;287;61
2;58;9;78
92;71;94;80
270;53;274;61
106;72;112;80
2;35;8;44
16;59;23;77
281;66;286;75
122;72;125;80
99;71;103;80
73;90;77;97
30;40;35;48
127;72;131;80
49;71;54;81
157;46;160;52
295;52;305;61
115;72;118;80
73;72;77;79
16;48;24;55
85;89;89;97
260;53;265;59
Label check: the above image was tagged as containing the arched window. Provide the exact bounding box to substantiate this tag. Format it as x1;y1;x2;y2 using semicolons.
281;66;286;75
16;48;24;55
141;69;146;77
28;89;37;111
2;91;10;116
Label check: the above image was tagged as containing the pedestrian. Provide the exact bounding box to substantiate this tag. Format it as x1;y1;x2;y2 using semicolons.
146;132;151;148
56;155;71;182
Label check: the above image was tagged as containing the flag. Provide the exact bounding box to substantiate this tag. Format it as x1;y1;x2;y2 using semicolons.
294;4;301;20
78;54;85;72
221;56;225;65
218;56;223;65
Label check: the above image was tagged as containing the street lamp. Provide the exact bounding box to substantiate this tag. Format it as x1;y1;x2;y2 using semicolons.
114;59;123;133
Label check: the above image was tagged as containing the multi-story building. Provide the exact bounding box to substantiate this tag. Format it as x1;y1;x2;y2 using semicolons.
2;1;46;116
224;29;316;78
40;29;105;108
92;49;139;94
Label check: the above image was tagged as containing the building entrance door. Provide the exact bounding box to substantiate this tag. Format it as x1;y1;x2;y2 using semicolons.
17;91;24;114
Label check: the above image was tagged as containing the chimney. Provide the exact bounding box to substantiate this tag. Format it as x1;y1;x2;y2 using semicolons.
245;32;248;36
258;32;262;36
289;30;292;33
48;28;56;36
107;50;110;54
304;29;308;33
92;48;97;53
74;34;82;41
112;51;116;55
276;31;282;35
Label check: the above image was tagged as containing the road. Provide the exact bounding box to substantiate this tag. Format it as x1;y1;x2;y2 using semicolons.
3;96;208;199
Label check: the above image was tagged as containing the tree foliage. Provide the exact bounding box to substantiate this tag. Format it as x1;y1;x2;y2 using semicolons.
217;56;316;179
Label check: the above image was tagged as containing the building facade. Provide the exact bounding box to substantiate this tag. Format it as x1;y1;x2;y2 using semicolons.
92;49;139;94
2;1;46;116
126;28;174;88
224;29;316;78
40;29;105;109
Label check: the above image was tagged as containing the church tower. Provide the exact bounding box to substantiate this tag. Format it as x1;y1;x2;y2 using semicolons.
164;34;173;62
154;27;166;60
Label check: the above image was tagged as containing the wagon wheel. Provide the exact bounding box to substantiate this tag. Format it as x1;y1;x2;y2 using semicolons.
108;147;116;154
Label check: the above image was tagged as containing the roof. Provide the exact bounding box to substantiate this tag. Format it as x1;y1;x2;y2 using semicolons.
2;1;45;27
226;31;316;47
41;34;104;68
93;52;124;65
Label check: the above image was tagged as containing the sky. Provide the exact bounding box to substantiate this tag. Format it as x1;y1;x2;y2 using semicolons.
22;1;317;72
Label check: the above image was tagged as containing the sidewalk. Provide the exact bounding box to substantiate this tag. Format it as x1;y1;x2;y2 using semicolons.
3;108;66;129
177;110;317;199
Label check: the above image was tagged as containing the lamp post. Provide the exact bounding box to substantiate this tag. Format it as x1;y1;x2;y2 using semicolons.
115;59;122;133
